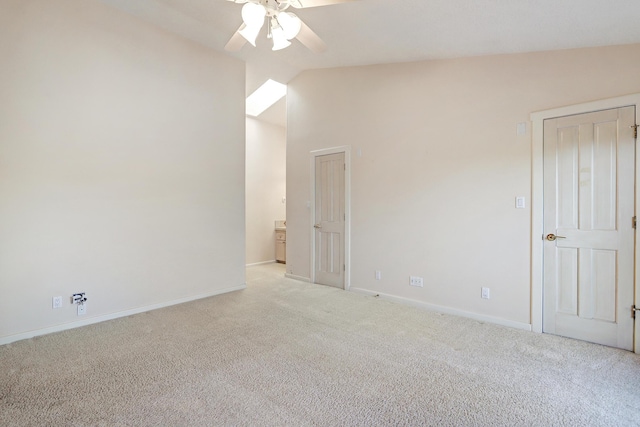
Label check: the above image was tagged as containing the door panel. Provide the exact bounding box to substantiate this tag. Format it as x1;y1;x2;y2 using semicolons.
543;106;635;350
556;247;578;315
593;121;617;230
557;127;579;229
592;249;616;322
314;152;345;288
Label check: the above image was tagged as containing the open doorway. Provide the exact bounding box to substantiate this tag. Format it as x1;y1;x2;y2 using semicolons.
245;89;287;267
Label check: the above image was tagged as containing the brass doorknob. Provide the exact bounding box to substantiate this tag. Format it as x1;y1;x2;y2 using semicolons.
314;224;322;229
546;233;567;241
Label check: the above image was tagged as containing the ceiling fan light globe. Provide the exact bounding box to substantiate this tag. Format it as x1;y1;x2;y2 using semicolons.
239;24;262;47
278;12;302;40
241;2;266;27
271;27;292;50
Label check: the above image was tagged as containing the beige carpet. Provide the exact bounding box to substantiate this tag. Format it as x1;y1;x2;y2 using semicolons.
1;263;639;426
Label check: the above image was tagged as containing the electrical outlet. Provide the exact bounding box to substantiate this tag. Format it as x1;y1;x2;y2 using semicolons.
481;287;490;299
375;270;382;280
410;276;424;287
77;303;86;316
52;296;63;309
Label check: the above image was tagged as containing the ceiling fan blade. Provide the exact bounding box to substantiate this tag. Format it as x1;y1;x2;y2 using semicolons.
225;24;248;51
296;21;326;53
289;0;358;8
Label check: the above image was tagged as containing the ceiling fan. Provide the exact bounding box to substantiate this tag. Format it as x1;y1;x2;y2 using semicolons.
224;0;357;53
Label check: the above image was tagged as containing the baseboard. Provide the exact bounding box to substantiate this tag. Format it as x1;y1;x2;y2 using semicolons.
246;260;276;267
0;284;247;346
285;273;311;283
349;287;532;332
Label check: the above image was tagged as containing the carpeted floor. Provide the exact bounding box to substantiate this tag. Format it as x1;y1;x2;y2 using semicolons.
1;263;639;426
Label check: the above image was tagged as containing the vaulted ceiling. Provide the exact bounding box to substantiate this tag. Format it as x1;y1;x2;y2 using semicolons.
98;0;640;126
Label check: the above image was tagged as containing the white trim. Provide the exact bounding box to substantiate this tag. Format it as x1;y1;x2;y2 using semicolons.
0;284;247;346
309;146;351;290
246;260;276;267
350;287;532;331
285;273;311;282
530;93;640;353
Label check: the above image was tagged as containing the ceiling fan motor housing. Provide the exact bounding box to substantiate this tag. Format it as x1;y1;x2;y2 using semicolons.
261;0;293;15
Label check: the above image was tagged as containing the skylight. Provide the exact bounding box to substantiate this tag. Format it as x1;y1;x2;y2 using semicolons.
246;79;287;117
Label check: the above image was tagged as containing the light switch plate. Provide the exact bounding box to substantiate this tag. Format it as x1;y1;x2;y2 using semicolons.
52;296;63;309
515;196;526;209
517;122;527;136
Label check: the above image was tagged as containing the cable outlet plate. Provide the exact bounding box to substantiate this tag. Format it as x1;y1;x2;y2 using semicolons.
77;303;87;316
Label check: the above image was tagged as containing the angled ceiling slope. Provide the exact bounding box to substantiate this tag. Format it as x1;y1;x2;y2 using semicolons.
98;0;640;96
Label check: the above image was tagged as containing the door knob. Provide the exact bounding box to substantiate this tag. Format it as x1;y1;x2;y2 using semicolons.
314;224;322;229
546;233;567;241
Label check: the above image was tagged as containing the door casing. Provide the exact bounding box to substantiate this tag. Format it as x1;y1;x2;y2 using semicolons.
531;93;640;353
310;146;351;289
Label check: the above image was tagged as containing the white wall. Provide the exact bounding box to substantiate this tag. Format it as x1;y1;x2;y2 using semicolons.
286;44;640;327
246;118;286;265
0;0;246;343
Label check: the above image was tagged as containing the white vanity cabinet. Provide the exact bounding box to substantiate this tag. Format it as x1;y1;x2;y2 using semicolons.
275;229;286;263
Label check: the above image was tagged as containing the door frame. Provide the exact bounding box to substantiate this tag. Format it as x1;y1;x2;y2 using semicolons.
531;93;640;353
309;146;351;290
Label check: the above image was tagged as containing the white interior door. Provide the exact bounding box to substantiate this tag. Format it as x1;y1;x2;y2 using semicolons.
543;106;635;350
314;152;345;288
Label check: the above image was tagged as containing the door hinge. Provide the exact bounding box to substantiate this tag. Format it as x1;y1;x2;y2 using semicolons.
633;216;637;229
633;305;640;319
632;124;638;139
343;264;345;272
